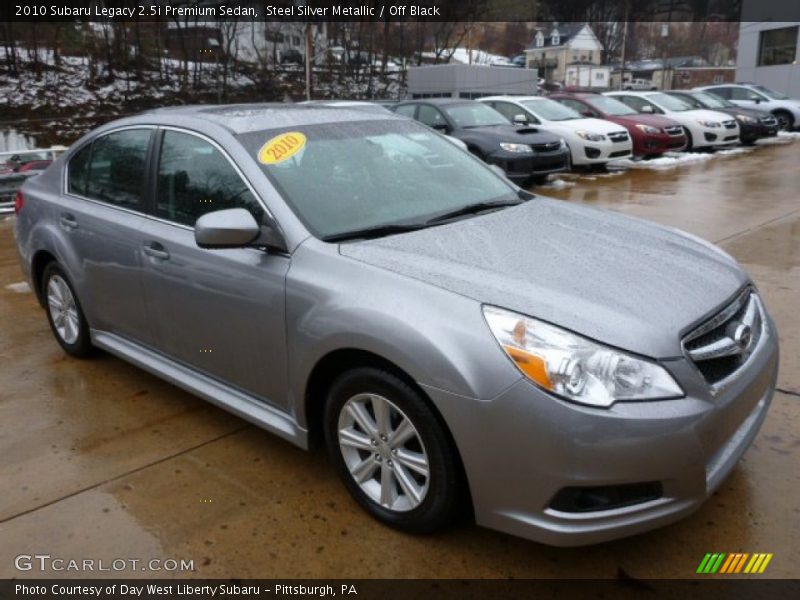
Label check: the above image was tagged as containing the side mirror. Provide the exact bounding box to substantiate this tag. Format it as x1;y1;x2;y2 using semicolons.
432;122;450;133
641;105;654;113
581;110;594;118
754;98;761;104
195;208;261;249
513;114;528;124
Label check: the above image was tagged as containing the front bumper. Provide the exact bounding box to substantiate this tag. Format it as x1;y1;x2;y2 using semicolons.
424;316;778;546
488;147;570;183
571;139;633;165
739;120;778;142
633;132;687;156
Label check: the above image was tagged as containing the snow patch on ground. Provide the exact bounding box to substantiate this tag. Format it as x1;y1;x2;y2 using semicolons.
543;178;576;189
5;282;31;293
612;152;714;170
757;131;800;145
716;147;756;156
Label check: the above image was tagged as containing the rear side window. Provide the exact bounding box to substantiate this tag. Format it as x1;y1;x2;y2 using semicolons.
393;104;416;118
156;130;264;227
67;144;91;196
85;129;151;209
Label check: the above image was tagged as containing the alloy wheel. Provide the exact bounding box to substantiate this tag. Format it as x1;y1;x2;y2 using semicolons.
47;274;80;345
337;393;430;512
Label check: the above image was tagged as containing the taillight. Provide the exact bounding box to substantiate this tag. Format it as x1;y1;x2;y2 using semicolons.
14;190;24;215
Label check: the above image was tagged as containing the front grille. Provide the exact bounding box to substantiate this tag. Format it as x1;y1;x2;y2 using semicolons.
683;289;763;389
723;120;737;129
760;116;777;126
724;135;738;141
608;131;629;143
609;149;631;158
531;141;561;153
665;125;684;136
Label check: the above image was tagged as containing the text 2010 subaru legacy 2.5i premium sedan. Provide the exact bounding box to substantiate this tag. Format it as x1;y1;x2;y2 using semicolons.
14;105;778;546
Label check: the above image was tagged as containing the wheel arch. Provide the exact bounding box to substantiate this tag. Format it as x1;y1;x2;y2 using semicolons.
31;249;59;307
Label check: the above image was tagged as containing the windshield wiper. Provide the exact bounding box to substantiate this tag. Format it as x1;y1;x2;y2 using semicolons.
424;198;523;225
322;222;427;243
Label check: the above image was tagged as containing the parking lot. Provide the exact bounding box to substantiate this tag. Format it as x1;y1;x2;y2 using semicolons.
1;137;798;579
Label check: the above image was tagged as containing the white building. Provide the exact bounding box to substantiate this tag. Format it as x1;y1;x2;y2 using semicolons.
736;21;800;97
565;64;611;88
525;23;604;84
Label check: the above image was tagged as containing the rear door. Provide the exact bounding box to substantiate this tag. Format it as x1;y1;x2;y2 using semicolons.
63;127;156;346
138;128;289;405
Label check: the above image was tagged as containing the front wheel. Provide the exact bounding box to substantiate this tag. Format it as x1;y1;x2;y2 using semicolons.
324;368;464;534
683;127;695;151
42;263;94;358
773;110;794;131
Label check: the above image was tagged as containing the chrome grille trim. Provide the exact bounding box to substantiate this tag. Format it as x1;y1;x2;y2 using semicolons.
723;120;737;129
760;116;777;125
608;131;629;143
665;126;684;136
682;288;766;395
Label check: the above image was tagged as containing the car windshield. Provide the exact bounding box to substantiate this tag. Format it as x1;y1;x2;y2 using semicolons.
751;85;789;100
692;92;732;109
648;93;693;112
442;103;509;128
521;98;582;121
237;120;517;240
586;95;638;116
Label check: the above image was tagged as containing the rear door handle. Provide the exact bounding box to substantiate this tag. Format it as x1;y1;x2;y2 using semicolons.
59;213;78;230
143;242;170;260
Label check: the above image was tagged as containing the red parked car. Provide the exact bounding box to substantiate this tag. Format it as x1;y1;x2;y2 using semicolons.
550;92;688;157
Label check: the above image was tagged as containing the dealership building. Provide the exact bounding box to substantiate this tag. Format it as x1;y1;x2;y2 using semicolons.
736;21;800;97
407;64;539;99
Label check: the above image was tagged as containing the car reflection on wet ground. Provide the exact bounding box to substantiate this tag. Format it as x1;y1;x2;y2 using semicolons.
1;136;799;579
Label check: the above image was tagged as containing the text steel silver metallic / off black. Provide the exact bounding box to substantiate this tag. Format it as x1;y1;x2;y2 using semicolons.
13;105;778;546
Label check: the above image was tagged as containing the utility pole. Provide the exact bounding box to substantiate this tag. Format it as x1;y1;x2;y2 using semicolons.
619;3;629;90
305;23;312;101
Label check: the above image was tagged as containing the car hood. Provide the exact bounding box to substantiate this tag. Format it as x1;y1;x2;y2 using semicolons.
680;108;737;123
543;117;627;135
611;113;682;129
339;198;747;358
456;125;561;144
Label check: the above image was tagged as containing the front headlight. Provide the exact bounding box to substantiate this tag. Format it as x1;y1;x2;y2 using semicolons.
499;142;533;153
575;130;606;141
483;306;684;407
696;119;721;128
635;123;661;135
736;114;757;124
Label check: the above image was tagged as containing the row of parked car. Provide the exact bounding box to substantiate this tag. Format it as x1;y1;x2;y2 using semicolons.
380;83;797;186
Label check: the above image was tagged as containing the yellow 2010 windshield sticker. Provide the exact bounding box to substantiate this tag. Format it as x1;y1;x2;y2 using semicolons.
258;132;306;165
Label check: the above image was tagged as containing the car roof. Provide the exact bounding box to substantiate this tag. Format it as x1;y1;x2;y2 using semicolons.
479;96;540;102
396;98;474;106
136;103;402;134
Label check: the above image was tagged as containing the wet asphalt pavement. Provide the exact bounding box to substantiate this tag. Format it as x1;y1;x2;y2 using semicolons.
1;139;799;580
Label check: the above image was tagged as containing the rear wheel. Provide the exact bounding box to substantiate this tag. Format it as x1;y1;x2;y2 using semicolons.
42;263;94;358
324;368;464;533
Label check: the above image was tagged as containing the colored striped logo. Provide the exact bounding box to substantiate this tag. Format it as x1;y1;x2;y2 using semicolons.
696;553;773;574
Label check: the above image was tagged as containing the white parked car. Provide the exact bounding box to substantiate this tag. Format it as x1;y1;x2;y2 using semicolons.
694;83;800;130
479;95;633;166
605;91;740;150
624;78;657;91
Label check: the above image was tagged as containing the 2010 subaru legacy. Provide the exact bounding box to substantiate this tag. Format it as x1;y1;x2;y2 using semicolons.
13;105;778;546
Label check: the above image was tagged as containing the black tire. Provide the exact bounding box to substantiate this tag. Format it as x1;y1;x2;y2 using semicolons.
531;174;549;186
41;262;94;358
323;367;465;534
773;110;794;131
683;127;694;151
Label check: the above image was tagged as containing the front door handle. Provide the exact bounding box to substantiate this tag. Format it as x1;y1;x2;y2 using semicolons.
59;213;78;230
143;243;170;260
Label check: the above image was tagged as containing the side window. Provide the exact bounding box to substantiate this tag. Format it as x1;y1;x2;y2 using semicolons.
156;130;264;227
711;87;732;100
67;143;92;196
492;102;522;122
730;87;762;101
85;129;151;209
559;99;592;116
618;96;654;113
417;105;447;128
393;104;416;118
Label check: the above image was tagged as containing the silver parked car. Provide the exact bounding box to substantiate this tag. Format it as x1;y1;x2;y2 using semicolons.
14;105;778;546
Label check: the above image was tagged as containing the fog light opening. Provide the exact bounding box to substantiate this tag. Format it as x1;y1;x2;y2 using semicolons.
548;482;663;513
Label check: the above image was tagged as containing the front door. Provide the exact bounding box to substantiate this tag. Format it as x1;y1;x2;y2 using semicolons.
138;128;290;406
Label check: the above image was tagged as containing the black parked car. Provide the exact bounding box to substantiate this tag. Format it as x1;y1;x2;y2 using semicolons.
665;91;779;144
392;99;569;185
